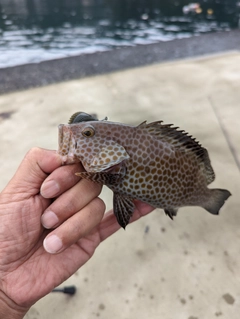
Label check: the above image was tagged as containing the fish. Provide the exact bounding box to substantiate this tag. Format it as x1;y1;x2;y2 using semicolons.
58;112;231;228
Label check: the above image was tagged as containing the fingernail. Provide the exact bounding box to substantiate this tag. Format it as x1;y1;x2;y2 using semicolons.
41;180;60;198
44;235;63;254
41;210;59;229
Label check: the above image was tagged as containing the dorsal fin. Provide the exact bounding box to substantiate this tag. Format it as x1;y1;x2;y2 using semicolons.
138;121;215;184
68;112;98;124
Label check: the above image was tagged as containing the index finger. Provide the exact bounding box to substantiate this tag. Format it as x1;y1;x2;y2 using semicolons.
2;148;62;197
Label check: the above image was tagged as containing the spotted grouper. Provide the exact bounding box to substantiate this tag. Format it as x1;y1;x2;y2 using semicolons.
58;112;231;228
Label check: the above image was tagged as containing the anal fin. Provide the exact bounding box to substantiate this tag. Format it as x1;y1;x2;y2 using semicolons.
164;208;178;220
113;193;135;229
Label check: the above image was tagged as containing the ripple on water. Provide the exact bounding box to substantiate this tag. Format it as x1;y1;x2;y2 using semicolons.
0;18;232;68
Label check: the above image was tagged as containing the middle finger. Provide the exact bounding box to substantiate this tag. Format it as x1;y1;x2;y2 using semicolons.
41;177;102;229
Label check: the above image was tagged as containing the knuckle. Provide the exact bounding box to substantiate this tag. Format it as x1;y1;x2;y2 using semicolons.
91;197;106;214
24;147;42;160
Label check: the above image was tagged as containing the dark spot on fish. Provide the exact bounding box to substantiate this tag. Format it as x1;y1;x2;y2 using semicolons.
161;227;166;233
0;110;15;120
145;167;150;173
162;175;167;182
188;317;198;319
151;168;157;174
150;295;154;299
84;277;88;282
114;132;120;138
223;293;235;305
145;225;150;233
189;295;194;300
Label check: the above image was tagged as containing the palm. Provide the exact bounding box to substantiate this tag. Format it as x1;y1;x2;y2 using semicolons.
0;148;155;313
0;194;102;307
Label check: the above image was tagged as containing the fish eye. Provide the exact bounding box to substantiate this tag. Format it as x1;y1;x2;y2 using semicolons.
82;127;95;138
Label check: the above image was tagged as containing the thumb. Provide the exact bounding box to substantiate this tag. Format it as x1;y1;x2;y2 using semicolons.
2;148;62;198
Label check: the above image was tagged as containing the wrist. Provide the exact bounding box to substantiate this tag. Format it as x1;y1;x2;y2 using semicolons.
0;291;29;319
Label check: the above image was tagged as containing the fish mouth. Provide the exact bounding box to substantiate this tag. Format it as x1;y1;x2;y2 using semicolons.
58;124;80;165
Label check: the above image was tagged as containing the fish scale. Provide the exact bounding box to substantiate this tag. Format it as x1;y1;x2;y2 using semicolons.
58;112;231;228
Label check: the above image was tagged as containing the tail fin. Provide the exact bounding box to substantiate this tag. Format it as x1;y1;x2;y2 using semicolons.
203;189;231;215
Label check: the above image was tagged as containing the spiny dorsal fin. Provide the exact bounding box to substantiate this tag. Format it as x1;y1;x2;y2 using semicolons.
138;121;215;184
68;112;98;124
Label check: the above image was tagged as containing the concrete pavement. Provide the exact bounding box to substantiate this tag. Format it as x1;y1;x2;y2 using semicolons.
0;51;239;319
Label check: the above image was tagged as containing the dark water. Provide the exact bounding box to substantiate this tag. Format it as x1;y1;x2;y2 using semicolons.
0;0;239;68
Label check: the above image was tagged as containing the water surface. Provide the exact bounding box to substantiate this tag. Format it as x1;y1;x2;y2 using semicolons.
0;0;239;68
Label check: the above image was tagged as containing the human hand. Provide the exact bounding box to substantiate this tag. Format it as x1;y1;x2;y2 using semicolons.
0;148;155;319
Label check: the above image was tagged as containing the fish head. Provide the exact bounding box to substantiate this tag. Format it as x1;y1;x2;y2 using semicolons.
58;121;130;172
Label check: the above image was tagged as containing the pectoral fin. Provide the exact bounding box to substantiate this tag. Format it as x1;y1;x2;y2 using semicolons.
113;193;135;229
76;162;127;185
76;171;122;185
